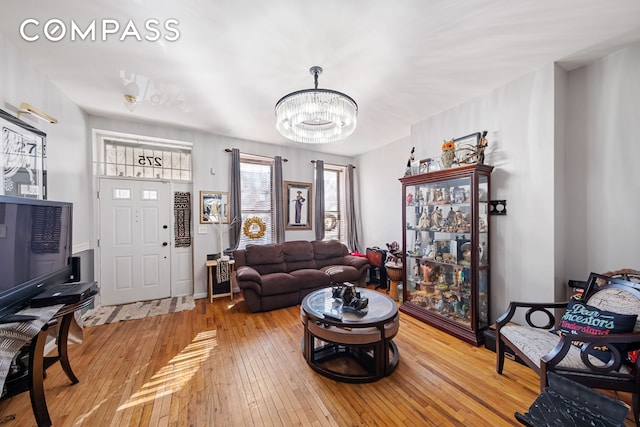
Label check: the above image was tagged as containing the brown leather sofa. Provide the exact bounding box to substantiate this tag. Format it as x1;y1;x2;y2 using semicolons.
233;240;369;313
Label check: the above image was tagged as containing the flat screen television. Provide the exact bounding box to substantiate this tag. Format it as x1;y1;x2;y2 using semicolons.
0;195;73;322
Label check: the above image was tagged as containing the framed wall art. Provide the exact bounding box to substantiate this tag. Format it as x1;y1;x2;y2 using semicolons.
284;181;312;230
200;190;229;224
0;108;47;199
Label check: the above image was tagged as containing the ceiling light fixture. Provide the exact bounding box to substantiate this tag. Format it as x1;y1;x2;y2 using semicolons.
275;66;357;144
17;102;58;124
124;94;138;112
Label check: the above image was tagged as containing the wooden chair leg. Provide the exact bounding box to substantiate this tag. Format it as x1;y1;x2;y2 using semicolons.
496;333;505;374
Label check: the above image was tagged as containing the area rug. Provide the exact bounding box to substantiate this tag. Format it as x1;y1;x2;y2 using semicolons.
83;295;195;327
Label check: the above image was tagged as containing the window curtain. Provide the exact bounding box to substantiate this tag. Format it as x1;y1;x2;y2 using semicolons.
228;148;242;251
345;164;362;253
314;160;325;241
274;156;285;243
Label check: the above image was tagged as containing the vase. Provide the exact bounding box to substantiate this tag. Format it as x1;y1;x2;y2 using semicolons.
441;149;456;169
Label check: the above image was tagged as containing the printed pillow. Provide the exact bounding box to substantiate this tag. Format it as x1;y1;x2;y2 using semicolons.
550;299;637;362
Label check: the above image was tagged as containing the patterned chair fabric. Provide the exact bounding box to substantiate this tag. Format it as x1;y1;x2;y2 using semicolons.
496;271;640;426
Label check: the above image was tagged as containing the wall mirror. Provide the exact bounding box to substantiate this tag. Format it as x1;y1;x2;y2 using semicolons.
200;190;229;224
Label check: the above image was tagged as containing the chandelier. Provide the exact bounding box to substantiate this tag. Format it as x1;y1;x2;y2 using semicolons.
275;66;358;144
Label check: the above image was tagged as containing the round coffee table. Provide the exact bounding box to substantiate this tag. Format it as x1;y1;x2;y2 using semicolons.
300;286;399;383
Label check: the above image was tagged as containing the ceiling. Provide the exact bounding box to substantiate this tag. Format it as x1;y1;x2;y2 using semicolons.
2;1;640;156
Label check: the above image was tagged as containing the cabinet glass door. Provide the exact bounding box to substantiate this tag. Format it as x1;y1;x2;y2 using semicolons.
405;176;474;328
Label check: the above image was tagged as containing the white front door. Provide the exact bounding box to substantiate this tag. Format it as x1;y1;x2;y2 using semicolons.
99;178;171;305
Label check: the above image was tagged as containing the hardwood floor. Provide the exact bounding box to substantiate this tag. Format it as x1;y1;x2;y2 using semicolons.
0;292;633;426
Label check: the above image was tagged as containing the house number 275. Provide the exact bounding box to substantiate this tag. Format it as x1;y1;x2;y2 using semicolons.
137;155;162;167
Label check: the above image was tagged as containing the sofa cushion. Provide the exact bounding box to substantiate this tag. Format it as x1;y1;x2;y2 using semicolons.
549;299;637;361
260;273;301;296
587;287;640;332
501;324;623;371
321;265;361;284
284;241;316;271
245;243;286;275
283;241;315;262
246;243;285;265
290;269;331;289
312;240;348;260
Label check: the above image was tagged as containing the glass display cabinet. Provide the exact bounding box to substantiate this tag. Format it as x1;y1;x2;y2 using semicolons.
399;164;493;345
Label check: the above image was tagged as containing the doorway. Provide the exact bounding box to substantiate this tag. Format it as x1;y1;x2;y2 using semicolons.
98;178;171;305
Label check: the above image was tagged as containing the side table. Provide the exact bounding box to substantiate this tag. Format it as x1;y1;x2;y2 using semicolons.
206;259;235;302
1;296;94;427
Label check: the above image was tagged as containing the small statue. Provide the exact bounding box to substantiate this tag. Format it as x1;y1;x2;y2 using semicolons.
446;207;456;225
406;146;415;168
477;131;488;165
442;187;451;202
454;209;465;228
430;207;442;229
418;210;430;229
405;146;415;175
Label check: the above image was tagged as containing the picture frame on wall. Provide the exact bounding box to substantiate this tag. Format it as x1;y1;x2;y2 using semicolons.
200;190;229;224
0;108;47;199
284;181;312;230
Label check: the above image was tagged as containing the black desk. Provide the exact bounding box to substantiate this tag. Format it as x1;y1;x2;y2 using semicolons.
2;297;94;427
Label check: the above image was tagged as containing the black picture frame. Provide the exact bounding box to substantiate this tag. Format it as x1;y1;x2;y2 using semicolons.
0;108;47;199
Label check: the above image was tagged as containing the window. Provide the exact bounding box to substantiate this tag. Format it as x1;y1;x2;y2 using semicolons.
238;155;274;249
323;165;346;242
98;137;192;181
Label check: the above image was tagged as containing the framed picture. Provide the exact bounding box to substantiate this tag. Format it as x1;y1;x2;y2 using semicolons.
285;181;312;230
200;190;229;224
418;159;429;174
453;131;482;165
0;108;47;199
453;132;480;147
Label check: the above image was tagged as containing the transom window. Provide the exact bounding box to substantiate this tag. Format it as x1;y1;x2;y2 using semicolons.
97;137;192;181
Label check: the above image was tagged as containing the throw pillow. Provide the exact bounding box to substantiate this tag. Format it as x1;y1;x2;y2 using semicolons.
550;299;638;363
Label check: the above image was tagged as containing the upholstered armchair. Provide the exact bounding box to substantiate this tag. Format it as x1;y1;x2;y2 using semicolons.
496;272;640;425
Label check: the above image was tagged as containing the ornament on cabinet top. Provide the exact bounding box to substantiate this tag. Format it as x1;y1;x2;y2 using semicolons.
441;139;457;169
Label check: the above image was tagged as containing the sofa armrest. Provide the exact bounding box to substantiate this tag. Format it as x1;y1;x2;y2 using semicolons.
341;255;369;270
236;266;262;286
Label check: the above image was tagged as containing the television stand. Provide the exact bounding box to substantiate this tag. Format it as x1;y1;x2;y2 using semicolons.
0;314;40;324
1;296;94;427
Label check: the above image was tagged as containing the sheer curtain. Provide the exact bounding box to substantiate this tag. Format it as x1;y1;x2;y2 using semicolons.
228;148;241;251
314;160;325;241
345;164;362;253
274;156;285;243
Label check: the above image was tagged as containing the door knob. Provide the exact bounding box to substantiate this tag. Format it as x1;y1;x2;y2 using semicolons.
163;225;168;229
162;242;168;246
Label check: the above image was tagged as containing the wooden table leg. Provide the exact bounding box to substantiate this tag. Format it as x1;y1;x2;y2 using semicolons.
208;265;213;303
29;329;52;427
57;313;79;384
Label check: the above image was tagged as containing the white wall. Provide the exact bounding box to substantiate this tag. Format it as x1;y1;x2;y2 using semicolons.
357;65;559;322
3;25;639;317
88;116;355;298
0;33;92;253
565;42;640;279
357;42;640;323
